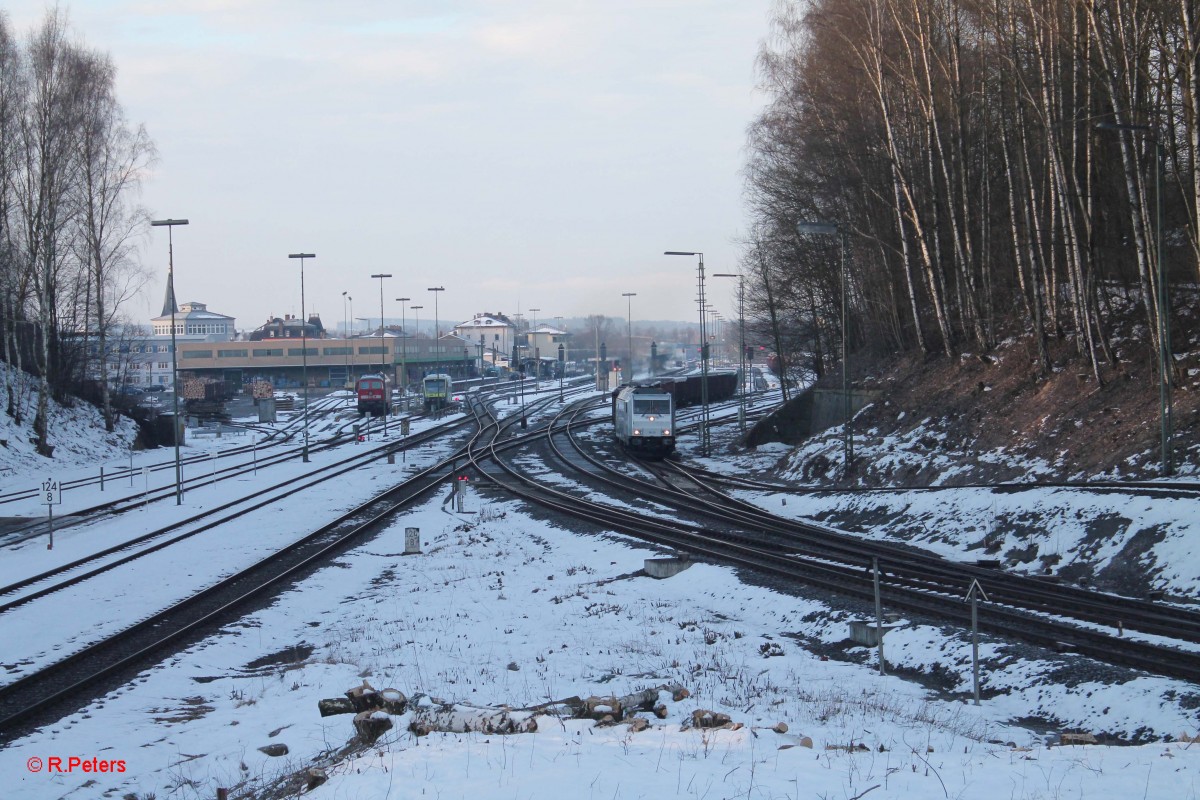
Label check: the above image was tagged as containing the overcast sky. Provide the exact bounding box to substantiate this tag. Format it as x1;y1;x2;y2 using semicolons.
9;1;770;333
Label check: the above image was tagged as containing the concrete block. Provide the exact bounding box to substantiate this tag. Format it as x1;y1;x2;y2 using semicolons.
644;557;692;579
848;620;897;647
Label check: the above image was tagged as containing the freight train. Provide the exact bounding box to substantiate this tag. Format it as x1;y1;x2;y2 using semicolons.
612;383;675;457
611;372;738;458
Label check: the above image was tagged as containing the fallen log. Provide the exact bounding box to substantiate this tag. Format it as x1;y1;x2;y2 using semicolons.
408;700;538;737
617;683;689;713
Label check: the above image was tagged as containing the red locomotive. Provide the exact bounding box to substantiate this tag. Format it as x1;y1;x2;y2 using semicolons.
355;373;393;416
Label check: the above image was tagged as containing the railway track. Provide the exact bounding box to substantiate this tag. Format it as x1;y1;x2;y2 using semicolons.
0;384;593;739
463;396;1200;685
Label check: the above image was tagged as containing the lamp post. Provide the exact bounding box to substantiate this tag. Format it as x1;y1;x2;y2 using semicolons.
410;305;423;379
370;273;391;378
287;252;316;462
530;308;541;389
665;251;710;456
341;292;351;403
513;341;527;428
428;286;444;375
1097;121;1173;476
797;221;852;472
592;319;602;392
396;297;410;400
558;342;565;402
150;218;188;504
347;296;357;382
713;273;746;432
622;292;636;382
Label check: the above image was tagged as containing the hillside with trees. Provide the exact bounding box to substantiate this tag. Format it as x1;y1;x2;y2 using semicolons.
0;10;154;452
740;0;1198;474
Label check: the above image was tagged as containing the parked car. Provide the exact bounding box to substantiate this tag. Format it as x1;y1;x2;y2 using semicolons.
143;385;165;393
117;386;144;396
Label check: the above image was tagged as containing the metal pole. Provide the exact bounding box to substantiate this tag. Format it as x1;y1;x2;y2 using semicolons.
341;292;350;399
169;234;181;499
971;590;980;704
397;297;411;398
151;218;189;505
873;556;884;676
428;287;444;376
289;253;315;462
594;321;601;391
714;273;746;433
411;305;422;381
622;293;636;381
349;296;355;382
371;274;392;377
530;308;540;390
665;250;708;455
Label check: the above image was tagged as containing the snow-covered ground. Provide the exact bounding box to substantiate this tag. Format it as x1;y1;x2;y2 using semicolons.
0;368;1197;799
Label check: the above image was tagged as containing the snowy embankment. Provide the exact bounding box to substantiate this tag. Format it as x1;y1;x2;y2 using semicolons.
0;373;1196;799
0;367;137;478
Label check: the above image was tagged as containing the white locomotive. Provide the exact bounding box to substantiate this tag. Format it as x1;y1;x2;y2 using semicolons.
612;383;675;458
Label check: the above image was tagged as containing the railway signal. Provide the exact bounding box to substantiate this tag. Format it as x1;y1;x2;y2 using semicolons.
965;578;989;705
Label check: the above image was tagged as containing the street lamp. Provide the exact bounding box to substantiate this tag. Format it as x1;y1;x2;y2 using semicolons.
665;251;710;456
341;292;351;402
150;218;188;504
1097;121;1173;476
622;292;636;382
513;341;527;428
370;273;391;377
347;295;356;381
428;286;444;375
396;297;410;402
530;308;540;390
410;305;423;379
558;342;565;402
287;253;316;462
797;220;852;472
713;273;746;432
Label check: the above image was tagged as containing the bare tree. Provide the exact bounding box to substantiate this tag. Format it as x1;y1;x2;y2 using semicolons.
74;48;154;431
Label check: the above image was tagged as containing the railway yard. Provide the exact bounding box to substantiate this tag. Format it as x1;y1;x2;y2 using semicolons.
0;371;1197;800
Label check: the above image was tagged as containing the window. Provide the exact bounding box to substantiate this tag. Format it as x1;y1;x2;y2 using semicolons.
182;350;212;359
323;346;352;356
288;347;317;356
359;346;387;355
253;348;283;357
218;349;248;358
633;398;671;415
